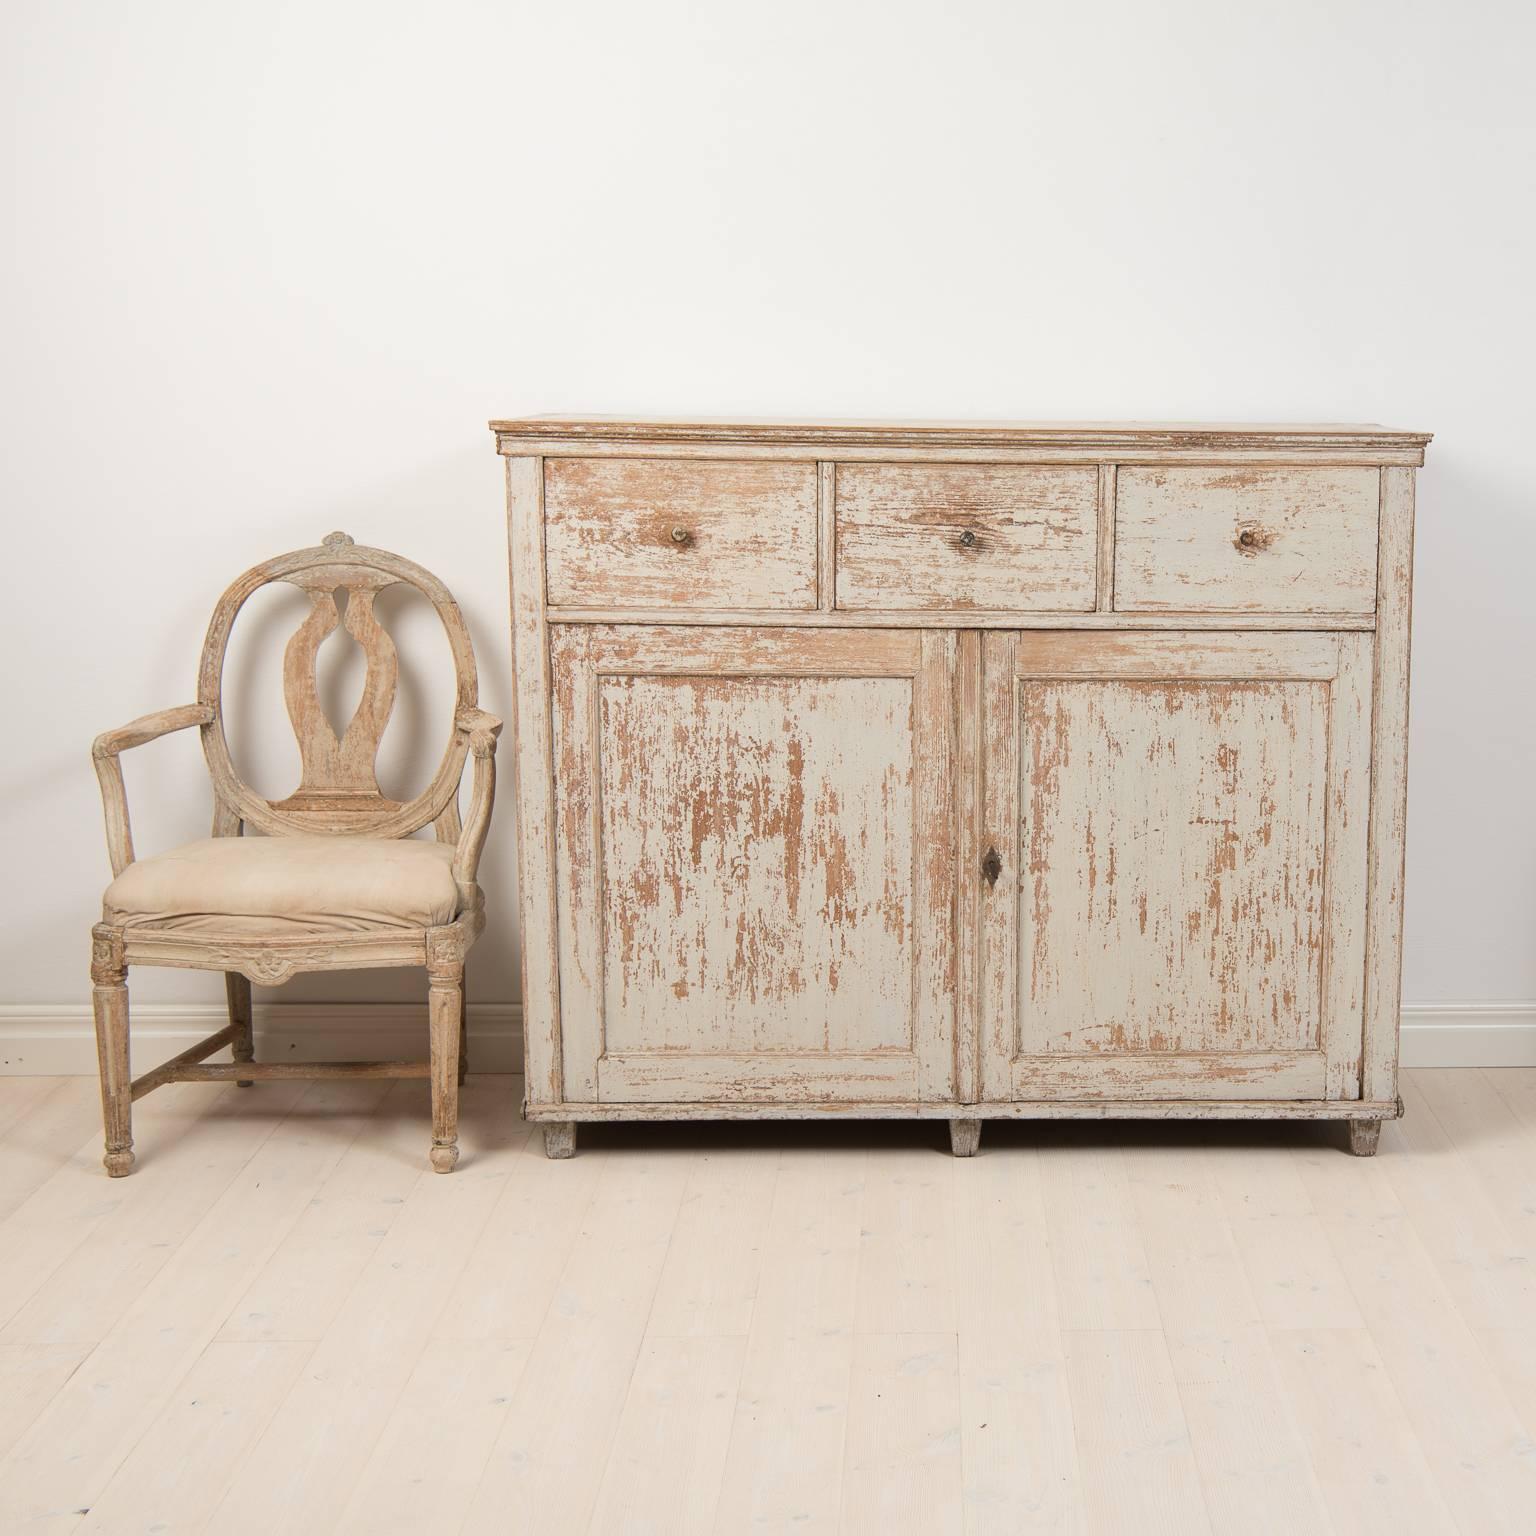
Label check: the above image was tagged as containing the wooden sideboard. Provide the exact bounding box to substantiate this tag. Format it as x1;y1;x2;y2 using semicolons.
493;418;1430;1158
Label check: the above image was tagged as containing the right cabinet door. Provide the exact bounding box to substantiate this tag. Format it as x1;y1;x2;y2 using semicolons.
979;631;1373;1103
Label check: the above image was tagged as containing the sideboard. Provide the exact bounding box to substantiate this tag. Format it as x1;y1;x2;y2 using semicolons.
492;418;1430;1158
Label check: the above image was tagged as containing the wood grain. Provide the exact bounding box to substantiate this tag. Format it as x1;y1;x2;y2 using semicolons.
1115;466;1380;613
1363;466;1416;1104
494;416;1432;459
551;624;956;1108
14;1070;1536;1532
508;454;564;1109
1019;676;1329;1057
544;457;817;610
503;418;1423;1145
834;463;1096;611
982;632;1369;1104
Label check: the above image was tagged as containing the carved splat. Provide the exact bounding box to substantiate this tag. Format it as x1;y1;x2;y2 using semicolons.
270;560;404;824
197;530;480;838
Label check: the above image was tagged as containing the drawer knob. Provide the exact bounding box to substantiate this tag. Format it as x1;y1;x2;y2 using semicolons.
1235;524;1272;552
958;529;978;549
669;526;694;547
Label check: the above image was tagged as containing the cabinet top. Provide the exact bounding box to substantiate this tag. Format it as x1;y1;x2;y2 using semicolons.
490;416;1432;462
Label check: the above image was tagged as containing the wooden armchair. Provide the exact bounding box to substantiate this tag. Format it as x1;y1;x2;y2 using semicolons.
89;532;501;1177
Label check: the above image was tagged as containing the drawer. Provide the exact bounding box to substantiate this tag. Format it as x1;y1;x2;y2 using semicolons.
544;458;818;610
834;464;1098;611
1114;467;1379;613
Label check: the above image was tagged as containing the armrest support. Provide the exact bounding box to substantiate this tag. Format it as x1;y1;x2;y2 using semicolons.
452;708;503;890
92;704;215;877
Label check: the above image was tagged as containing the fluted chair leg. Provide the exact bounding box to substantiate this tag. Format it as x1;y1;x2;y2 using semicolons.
91;934;135;1177
428;961;464;1172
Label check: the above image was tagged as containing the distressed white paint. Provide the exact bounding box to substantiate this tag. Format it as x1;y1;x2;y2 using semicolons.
1115;467;1380;613
833;462;1097;611
596;672;915;1054
1017;676;1330;1057
550;623;956;1106
544;458;818;610
513;421;1417;1145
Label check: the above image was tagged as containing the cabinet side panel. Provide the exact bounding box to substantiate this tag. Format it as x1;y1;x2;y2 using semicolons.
1363;467;1416;1102
506;455;563;1105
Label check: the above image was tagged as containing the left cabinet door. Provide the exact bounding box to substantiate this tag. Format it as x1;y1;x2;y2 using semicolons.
550;625;958;1105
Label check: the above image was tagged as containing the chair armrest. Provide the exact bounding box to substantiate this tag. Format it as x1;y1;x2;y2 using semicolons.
454;707;504;758
91;704;214;877
92;703;215;761
452;709;503;890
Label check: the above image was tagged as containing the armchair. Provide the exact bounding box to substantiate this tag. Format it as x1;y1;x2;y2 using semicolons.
89;532;501;1176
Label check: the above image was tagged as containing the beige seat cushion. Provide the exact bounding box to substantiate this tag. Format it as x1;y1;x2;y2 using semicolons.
103;836;462;935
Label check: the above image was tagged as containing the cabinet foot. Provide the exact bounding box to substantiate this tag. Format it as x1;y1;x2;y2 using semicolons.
949;1118;982;1158
544;1121;577;1160
1348;1118;1382;1157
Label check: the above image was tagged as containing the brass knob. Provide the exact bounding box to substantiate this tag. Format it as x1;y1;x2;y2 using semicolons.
959;529;978;549
670;526;693;546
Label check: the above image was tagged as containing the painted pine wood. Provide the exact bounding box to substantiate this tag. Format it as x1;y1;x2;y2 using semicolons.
551;625;956;1107
1113;466;1381;613
1363;465;1417;1107
0;1343;92;1463
79;1340;312;1536
544;606;1377;629
1062;1330;1212;1534
833;463;1097;612
493;416;1431;461
334;1339;534;1536
585;1335;745;1535
543;457;818;610
4;1071;1536;1531
981;632;1370;1105
0;1080;387;1532
841;1333;964;1535
500;420;1425;1147
507;454;564;1109
206;1152;509;1534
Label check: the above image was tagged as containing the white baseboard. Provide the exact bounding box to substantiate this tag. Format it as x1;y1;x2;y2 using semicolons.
1;1001;1532;1076
0;1003;523;1076
1399;1003;1536;1068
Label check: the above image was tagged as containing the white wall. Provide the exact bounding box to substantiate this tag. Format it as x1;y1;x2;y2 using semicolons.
3;0;1533;1027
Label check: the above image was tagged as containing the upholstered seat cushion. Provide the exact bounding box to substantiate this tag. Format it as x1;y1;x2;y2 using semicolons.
103;836;462;935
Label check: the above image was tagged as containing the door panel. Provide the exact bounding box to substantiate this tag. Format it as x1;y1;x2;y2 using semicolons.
980;631;1372;1101
551;625;957;1104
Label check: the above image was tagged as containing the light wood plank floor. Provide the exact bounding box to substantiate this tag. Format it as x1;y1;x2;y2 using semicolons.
0;1070;1533;1534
